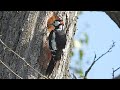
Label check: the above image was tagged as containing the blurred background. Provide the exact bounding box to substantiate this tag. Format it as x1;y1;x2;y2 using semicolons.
70;11;120;79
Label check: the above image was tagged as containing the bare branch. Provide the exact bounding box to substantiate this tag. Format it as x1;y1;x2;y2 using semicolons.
112;67;120;79
114;67;120;72
84;54;96;79
72;73;77;79
0;59;23;79
112;68;115;79
95;41;115;62
84;41;115;79
0;39;49;79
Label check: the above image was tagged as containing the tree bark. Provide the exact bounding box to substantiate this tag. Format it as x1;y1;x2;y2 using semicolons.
115;75;120;79
105;11;120;28
0;11;79;79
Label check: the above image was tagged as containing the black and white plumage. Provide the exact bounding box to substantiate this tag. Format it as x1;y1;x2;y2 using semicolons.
46;19;67;76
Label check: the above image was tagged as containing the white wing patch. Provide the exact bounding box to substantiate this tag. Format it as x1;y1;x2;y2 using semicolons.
51;32;57;50
57;25;64;31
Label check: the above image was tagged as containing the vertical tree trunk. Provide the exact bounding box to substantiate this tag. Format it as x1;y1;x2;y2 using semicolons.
0;11;79;79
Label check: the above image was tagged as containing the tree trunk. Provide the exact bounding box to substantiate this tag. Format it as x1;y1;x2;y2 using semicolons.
105;11;120;28
0;11;79;79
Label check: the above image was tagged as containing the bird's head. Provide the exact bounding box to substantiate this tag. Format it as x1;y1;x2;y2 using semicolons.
51;19;64;31
52;19;64;27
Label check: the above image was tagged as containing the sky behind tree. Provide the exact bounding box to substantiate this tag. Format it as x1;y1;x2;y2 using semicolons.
70;11;120;79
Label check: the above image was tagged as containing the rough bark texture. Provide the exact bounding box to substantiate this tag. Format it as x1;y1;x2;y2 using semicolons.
0;11;79;79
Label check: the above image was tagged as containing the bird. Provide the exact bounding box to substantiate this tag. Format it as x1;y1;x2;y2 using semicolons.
46;19;67;76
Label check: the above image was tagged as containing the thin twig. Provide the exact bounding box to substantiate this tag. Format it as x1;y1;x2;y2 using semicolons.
0;59;23;79
95;41;115;62
112;67;120;79
0;39;49;79
84;54;96;79
112;68;114;79
84;41;115;79
114;67;120;72
72;73;77;79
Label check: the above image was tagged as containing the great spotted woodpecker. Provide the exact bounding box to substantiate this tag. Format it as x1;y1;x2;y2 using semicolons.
46;19;67;76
